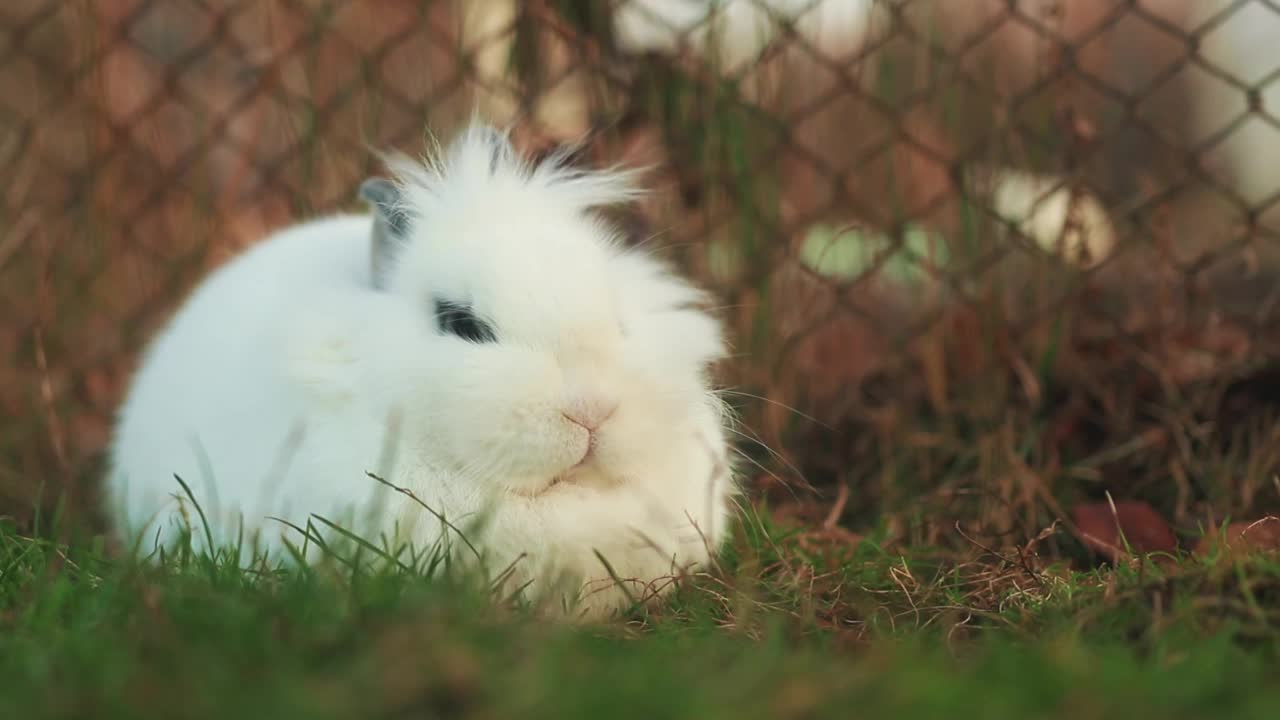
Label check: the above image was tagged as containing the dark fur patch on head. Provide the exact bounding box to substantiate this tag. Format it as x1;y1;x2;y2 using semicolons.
359;178;410;238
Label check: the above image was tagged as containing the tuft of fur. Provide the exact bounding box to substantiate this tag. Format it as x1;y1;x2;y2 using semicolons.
105;121;738;620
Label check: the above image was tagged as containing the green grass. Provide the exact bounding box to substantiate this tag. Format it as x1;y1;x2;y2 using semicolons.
4;508;1280;720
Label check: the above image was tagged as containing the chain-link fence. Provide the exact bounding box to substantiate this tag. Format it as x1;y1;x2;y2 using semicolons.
3;0;1279;541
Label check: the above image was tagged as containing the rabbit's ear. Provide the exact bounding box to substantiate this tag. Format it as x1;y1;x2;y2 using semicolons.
359;177;409;289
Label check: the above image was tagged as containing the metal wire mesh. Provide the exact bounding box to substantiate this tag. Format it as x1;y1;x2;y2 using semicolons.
2;0;1279;530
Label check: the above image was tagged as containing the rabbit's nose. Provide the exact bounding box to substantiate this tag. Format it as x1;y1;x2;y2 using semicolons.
562;395;619;432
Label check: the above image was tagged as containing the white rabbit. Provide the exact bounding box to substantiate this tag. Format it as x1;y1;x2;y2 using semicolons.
105;122;738;619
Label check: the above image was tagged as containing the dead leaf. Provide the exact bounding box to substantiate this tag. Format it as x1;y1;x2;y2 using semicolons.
1072;500;1177;561
1193;516;1280;559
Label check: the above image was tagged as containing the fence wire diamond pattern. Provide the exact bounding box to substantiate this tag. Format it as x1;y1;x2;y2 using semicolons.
2;0;1278;533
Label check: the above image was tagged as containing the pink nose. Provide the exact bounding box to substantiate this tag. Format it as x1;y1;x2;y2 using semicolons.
561;396;618;432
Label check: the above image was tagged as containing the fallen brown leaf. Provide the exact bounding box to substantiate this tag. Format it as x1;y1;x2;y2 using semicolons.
1072;499;1178;562
1193;516;1280;559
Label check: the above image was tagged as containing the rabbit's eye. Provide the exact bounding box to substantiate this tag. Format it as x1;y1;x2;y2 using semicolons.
434;298;496;343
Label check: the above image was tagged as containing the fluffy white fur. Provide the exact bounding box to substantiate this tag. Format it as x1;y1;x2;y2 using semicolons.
106;122;738;620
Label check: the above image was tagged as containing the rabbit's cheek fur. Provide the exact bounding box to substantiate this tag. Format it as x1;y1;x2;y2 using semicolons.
571;374;708;486
422;350;596;496
601;400;715;483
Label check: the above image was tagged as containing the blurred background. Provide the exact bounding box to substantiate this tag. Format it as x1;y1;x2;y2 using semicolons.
2;0;1278;560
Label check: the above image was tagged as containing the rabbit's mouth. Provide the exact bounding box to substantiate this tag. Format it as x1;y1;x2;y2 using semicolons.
556;434;596;478
545;463;587;494
515;439;617;498
531;459;592;498
510;464;585;499
506;477;561;500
